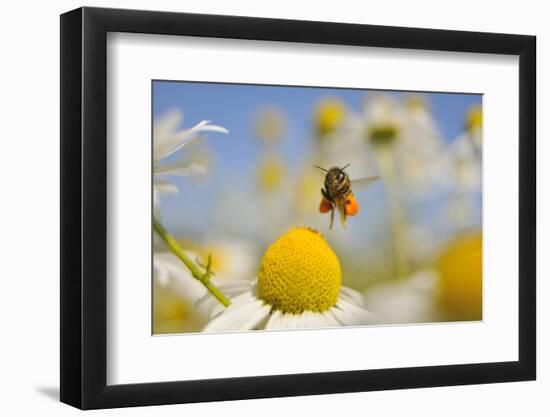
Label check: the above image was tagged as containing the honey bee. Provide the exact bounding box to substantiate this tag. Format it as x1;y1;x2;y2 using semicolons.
315;164;379;229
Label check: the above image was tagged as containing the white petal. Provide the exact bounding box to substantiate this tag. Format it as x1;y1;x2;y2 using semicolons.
265;310;284;329
188;120;229;135
208;291;256;319
155;162;207;177
194;283;253;312
153;179;179;194
214;280;255;295
332;298;379;326
339;286;365;307
153;259;170;286
153;110;187;160
294;311;328;329
155;120;228;162
280;314;299;329
275;313;298;329
319;311;341;327
202;299;270;332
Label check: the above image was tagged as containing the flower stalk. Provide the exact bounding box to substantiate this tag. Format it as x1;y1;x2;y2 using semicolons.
153;219;232;307
375;145;410;279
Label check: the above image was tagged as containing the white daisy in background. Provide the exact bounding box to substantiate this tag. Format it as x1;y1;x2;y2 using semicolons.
362;270;439;324
446;105;482;229
358;94;449;193
198;227;379;332
153;109;228;217
448;105;482;193
152;109;230;332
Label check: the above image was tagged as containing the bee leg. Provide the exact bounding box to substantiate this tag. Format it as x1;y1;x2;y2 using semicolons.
340;210;347;228
329;208;334;230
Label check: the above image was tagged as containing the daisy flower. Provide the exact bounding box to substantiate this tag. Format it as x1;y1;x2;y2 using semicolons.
448;105;482;192
253;106;287;144
153;109;228;217
198;227;379;332
363;232;482;324
314;97;347;138
445;106;482;228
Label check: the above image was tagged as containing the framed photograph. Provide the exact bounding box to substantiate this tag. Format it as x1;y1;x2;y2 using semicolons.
60;6;536;409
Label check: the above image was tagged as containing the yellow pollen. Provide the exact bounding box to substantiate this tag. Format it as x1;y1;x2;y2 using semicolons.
257;227;342;314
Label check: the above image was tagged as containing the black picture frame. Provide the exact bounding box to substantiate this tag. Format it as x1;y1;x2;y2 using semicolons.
60;6;536;410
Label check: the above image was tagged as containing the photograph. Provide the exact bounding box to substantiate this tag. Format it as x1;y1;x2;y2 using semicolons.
152;81;483;335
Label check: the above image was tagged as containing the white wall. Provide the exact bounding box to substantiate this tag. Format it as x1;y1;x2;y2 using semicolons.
0;0;546;415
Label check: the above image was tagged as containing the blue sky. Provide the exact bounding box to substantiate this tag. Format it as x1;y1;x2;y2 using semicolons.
153;81;482;236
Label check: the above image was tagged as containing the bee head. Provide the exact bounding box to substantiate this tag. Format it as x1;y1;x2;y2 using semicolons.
327;165;349;188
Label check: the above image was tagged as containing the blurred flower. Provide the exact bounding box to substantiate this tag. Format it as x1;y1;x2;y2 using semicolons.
199;239;258;284
339;94;449;192
449;135;481;191
314;98;346;138
253;107;287;144
445;106;482;230
449;105;482;192
465;105;483;134
154;251;210;301
154;282;207;334
257;154;285;192
363;270;439;324
153;109;228;217
363;95;403;146
155;239;257;295
436;232;482;321
293;167;322;217
153;237;258;333
198;228;378;331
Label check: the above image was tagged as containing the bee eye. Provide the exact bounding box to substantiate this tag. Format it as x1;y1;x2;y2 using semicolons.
338;173;344;181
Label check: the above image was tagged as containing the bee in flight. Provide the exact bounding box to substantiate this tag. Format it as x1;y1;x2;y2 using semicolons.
315;164;379;229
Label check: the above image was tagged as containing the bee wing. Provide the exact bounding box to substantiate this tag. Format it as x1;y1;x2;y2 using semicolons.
350;176;380;190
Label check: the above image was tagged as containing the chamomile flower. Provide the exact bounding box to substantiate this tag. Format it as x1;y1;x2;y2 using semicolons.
153;109;228;216
436;232;482;321
314;97;347;138
253;107;287;144
198;227;378;331
363;232;482;324
445;106;482;228
449;105;483;192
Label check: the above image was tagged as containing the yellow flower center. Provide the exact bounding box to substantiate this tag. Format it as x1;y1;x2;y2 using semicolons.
405;95;429;112
258;227;342;314
315;99;346;137
258;156;285;191
465;105;483;132
436;232;482;321
367;123;400;146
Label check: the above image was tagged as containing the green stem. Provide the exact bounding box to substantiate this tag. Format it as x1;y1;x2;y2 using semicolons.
376;145;410;279
153;219;231;307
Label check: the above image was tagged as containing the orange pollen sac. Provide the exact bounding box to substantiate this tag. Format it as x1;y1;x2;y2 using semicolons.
345;195;359;216
319;198;333;213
